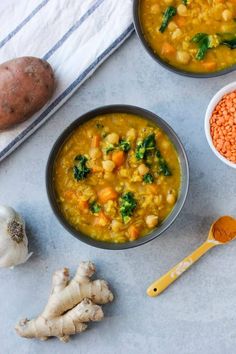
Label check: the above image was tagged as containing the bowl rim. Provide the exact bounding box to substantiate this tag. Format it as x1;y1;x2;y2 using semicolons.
133;0;236;78
46;104;189;250
204;81;236;169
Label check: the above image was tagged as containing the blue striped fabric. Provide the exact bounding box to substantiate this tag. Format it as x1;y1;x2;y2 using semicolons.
43;0;105;61
0;0;133;161
0;0;50;49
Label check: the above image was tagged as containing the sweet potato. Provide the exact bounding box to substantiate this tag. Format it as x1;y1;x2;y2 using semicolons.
0;56;55;130
98;187;118;204
112;150;125;167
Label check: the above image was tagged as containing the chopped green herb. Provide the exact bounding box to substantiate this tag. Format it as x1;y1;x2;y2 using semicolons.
105;144;115;154
191;33;220;60
143;173;154;184
89;201;101;214
182;0;188;5
159;6;177;33
105;140;130;154
156;150;171;176
119;139;131;152
119;192;137;224
96;123;104;129
135;142;146;160
102;132;108;138
192;33;236;60
135;133;156;160
73;155;91;181
218;33;236;49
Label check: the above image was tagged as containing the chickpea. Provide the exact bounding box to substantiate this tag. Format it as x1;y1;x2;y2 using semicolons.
176;51;191;65
90;147;102;159
138;164;149;176
111;220;123;232
222;9;232;21
104;172;114;181
166;190;176;205
145;215;158;228
102;160;115;172
150;4;160;14
161;139;170;150
87;129;93;138
106;133;119;145
119;168;129;177
168;21;177;31
172;28;182;40
154;195;163;206
177;4;187;16
220;23;233;32
126;128;137;141
103;153;111;161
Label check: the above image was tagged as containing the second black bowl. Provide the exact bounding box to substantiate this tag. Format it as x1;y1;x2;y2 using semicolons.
133;0;236;78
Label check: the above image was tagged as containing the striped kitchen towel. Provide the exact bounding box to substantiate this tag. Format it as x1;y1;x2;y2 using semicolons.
0;0;133;162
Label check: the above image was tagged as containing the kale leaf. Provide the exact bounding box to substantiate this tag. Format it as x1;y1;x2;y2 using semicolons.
159;6;177;33
119;192;137;224
105;139;130;154
119;139;131;152
143;173;154;184
191;33;220;60
89;201;101;214
96;122;104;129
135;133;156;160
105;144;115;154
156;150;171;176
73;155;91;181
218;33;236;49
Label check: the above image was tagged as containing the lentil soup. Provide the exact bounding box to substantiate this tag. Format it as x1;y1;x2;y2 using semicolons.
53;113;181;243
139;0;236;73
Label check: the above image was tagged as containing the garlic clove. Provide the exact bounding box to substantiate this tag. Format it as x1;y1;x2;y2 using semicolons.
0;206;32;268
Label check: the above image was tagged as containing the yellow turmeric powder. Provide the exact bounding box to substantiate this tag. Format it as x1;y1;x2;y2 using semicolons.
213;216;236;243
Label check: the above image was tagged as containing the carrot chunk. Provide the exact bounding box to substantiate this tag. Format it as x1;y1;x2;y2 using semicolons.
112;150;125;167
174;16;186;28
202;61;217;71
91;134;100;148
64;190;75;200
93;211;110;227
147;184;159;194
98;187;118;204
161;42;176;56
78;199;89;209
128;225;139;241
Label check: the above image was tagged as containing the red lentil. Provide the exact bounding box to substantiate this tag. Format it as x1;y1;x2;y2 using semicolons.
210;91;236;164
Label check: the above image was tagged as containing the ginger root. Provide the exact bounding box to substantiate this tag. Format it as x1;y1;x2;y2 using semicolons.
15;261;113;342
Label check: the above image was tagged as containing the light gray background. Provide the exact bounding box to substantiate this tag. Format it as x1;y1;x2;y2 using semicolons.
0;34;236;354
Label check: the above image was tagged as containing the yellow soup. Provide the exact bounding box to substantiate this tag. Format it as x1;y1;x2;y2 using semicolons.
53;113;181;243
140;0;236;73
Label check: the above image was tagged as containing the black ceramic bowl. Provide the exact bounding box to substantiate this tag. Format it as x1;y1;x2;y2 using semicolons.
133;0;236;78
46;105;189;250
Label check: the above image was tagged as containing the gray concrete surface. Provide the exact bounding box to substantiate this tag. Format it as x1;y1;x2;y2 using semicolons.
0;34;236;354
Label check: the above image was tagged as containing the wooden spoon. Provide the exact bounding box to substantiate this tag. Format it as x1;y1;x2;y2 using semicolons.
147;216;236;297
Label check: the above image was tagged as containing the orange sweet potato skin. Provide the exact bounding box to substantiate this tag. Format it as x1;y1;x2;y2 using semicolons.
0;57;55;130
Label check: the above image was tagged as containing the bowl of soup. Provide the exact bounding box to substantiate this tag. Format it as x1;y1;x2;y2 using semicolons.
46;105;189;250
134;0;236;77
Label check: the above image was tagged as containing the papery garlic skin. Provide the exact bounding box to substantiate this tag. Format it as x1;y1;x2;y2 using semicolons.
0;206;32;268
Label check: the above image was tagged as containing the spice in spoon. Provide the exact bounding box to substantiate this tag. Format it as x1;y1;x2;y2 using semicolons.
212;216;236;243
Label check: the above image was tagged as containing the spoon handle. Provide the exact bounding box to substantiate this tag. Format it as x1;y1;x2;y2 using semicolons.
147;241;216;297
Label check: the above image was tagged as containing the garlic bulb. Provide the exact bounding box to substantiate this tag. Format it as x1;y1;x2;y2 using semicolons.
0;206;32;268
